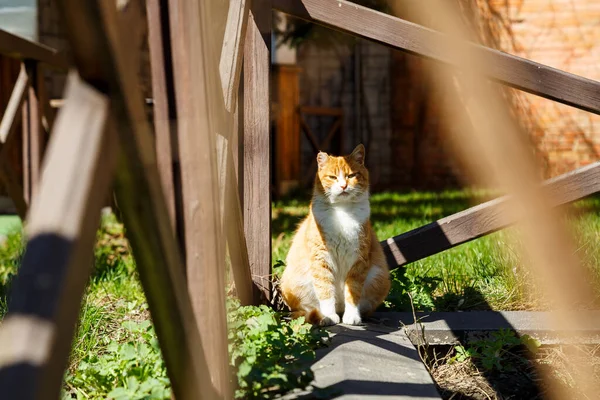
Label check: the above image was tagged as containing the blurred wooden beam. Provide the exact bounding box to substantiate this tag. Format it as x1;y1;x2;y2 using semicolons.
273;0;600;115
383;161;600;268
0;71;115;399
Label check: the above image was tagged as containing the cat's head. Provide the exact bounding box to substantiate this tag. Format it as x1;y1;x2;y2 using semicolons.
314;144;369;204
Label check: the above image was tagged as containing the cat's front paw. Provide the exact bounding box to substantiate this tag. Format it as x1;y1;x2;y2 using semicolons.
319;313;340;326
342;306;362;325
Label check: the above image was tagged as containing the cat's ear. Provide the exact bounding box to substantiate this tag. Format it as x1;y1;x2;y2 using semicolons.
317;152;329;169
350;144;365;165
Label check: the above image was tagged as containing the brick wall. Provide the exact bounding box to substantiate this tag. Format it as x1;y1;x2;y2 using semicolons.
486;0;600;177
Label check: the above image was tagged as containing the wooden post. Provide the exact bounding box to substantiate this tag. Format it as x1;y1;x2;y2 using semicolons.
21;61;45;203
244;0;272;302
146;0;177;230
169;0;231;395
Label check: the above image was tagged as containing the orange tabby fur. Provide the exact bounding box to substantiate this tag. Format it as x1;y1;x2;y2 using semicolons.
280;144;391;326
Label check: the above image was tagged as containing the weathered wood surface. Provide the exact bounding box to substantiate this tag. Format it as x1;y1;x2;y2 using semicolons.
169;0;231;395
53;0;215;398
146;0;177;229
273;0;600;115
383;161;600;268
0;28;69;69
220;0;251;112
217;135;253;306
0;65;29;219
0;71;115;399
244;0;272;302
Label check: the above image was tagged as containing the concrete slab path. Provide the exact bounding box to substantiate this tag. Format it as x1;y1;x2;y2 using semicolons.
280;324;441;400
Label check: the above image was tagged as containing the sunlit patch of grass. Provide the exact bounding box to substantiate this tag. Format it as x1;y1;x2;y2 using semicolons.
272;191;600;312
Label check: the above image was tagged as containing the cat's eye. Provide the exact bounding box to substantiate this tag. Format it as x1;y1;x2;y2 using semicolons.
348;173;359;178
328;175;337;179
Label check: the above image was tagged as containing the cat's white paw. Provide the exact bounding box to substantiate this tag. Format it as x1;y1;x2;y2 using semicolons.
342;306;362;325
319;313;340;326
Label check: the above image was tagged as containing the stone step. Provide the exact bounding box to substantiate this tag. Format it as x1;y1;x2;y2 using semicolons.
371;311;600;345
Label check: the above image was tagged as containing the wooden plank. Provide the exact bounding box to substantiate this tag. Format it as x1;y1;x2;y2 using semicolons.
146;0;176;230
0;71;116;399
51;1;216;399
274;65;300;196
217;135;253;306
169;0;231;394
24;61;45;202
0;65;29;219
382;161;600;268
219;0;251;112
0;28;69;69
244;0;272;302
273;0;600;115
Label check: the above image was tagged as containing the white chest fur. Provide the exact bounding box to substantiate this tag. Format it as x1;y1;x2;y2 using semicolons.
313;199;370;274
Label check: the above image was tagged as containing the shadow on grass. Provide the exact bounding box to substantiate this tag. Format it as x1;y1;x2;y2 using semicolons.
272;190;491;238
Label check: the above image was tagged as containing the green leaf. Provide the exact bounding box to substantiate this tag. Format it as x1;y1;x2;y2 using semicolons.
126;376;139;392
107;387;130;400
122;320;139;332
520;334;541;353
120;343;137;360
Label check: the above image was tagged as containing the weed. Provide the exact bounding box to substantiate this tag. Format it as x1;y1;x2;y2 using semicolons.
227;298;328;399
449;329;541;372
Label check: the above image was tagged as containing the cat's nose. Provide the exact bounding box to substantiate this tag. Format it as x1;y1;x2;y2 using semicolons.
340;181;348;190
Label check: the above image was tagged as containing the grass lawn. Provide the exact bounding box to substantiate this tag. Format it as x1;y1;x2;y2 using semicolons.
1;189;600;399
273;190;600;312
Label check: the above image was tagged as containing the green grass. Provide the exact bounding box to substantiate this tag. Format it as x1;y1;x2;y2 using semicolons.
273;190;600;312
0;189;599;398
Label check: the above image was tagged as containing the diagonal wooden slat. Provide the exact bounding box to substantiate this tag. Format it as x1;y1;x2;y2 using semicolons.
382;161;600;268
0;65;28;143
220;0;251;112
52;0;215;399
0;71;116;399
273;0;600;115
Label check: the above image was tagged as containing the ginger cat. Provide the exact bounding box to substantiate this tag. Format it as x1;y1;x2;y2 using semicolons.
280;144;391;326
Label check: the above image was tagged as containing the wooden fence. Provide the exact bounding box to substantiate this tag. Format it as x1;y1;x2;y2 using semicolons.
0;0;598;398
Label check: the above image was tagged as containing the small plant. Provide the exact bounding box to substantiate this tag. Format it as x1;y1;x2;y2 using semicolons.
63;319;170;400
93;212;134;280
449;329;541;372
383;268;441;311
227;298;328;399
